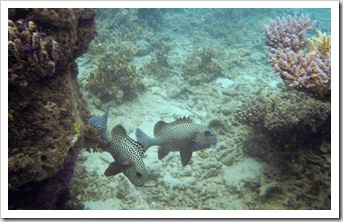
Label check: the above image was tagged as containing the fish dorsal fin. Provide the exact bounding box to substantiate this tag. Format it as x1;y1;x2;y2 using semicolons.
111;124;127;139
154;121;168;136
173;117;193;125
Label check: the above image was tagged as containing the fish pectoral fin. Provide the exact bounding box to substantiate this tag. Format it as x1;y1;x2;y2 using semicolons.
120;160;132;167
158;147;169;160
104;162;122;177
180;151;192;167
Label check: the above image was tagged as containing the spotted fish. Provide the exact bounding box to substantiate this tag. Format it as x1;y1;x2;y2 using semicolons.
136;117;217;166
89;109;147;187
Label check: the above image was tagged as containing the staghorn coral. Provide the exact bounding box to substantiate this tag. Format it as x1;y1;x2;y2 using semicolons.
182;46;226;85
116;41;139;61
144;38;173;80
8;8;96;209
265;15;331;100
308;29;331;59
269;48;331;99
264;14;316;52
86;52;145;103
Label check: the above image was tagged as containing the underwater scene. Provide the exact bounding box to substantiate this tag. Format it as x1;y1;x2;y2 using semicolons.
8;8;331;211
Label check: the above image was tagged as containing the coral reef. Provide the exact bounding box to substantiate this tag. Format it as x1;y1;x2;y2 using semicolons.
63;8;334;211
308;29;331;59
91;9;153;45
8;19;59;87
8;8;96;209
86;52;145;103
182;46;227;85
144;38;174;80
235;91;331;209
265;15;331;100
236;91;330;150
9;8;96;87
137;8;164;29
116;41;139;61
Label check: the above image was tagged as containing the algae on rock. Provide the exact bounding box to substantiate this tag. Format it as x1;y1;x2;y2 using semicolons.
8;8;97;209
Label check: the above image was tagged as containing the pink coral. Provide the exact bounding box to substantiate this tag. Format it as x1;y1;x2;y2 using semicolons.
265;15;331;100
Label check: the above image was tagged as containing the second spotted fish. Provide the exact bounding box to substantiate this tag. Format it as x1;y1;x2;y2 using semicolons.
136;117;217;166
89;109;147;187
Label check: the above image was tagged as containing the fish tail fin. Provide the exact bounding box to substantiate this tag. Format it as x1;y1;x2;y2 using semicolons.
89;109;109;134
135;128;154;151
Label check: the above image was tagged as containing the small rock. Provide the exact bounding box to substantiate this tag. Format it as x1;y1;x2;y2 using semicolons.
221;155;235;166
145;180;157;187
221;108;232;116
222;89;239;97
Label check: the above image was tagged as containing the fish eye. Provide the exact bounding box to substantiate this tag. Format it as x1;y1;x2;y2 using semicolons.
204;130;211;136
136;172;143;178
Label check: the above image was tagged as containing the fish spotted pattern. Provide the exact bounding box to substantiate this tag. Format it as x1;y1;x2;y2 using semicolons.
136;117;217;166
89;109;147;187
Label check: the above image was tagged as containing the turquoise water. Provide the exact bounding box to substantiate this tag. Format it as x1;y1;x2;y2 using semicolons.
72;8;331;210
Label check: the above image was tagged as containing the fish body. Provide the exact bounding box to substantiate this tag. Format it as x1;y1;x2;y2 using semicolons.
89;109;146;187
136;117;217;166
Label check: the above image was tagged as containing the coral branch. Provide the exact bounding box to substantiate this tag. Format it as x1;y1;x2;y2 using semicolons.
265;14;330;100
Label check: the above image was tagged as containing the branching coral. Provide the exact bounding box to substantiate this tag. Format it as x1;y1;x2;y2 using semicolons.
182;46;226;85
308;29;331;59
117;41;139;61
265;15;331;100
264;14;316;52
86;52;145;103
144;39;173;80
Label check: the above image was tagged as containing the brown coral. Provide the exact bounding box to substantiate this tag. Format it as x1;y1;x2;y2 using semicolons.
86;52;145;103
235;91;330;150
235;91;331;210
32;8;82;29
8;19;60;86
8;9;96;209
8;9;96;87
182;46;226;85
